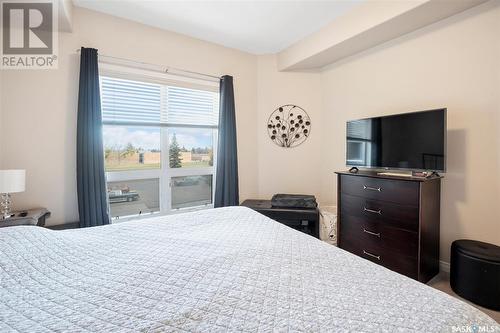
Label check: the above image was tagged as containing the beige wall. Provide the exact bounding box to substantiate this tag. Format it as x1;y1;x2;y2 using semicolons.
255;55;324;201
0;69;3;167
0;7;258;225
1;2;498;265
320;1;500;261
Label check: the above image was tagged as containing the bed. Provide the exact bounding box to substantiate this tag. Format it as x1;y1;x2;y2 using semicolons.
1;206;498;332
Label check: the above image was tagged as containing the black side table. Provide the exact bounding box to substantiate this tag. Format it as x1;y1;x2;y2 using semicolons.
0;208;51;228
241;199;319;238
450;240;500;311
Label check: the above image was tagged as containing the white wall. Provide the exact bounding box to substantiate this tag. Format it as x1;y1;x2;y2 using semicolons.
320;1;500;261
0;7;258;225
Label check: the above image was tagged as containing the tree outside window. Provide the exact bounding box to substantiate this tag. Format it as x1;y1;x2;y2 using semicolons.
169;133;182;168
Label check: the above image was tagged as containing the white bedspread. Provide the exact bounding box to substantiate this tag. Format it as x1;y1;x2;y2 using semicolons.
0;207;498;332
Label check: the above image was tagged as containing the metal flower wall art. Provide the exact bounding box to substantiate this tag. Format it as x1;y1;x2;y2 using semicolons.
267;104;311;148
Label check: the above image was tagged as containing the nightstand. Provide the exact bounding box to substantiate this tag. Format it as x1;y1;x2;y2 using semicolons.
241;199;320;238
0;208;51;228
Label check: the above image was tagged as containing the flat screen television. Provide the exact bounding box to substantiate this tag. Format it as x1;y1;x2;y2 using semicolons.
346;108;446;172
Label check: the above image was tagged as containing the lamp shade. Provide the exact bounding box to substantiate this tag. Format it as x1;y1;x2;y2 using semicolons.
0;170;26;193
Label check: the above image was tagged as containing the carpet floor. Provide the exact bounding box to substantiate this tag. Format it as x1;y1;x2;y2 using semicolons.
428;272;499;323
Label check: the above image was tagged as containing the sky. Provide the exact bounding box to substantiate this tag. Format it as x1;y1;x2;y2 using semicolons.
103;126;213;151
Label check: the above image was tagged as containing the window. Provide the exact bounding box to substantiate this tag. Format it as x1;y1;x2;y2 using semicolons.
346;141;366;164
171;175;212;209
104;126;161;171
100;74;219;220
168;128;214;169
107;178;160;217
346;119;374;166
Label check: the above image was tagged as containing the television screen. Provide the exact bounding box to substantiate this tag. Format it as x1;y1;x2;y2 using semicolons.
346;109;446;171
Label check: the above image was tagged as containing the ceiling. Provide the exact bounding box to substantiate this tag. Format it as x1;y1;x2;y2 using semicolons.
72;0;362;54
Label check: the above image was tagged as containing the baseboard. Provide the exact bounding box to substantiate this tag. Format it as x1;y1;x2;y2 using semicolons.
439;260;450;273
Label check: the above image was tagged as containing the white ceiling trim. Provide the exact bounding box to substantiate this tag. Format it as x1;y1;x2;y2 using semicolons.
277;0;489;70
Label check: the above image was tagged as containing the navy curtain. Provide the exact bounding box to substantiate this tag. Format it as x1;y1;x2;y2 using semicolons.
77;47;110;227
214;75;239;207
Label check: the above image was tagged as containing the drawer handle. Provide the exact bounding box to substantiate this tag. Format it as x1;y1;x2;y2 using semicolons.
363;185;381;192
363;250;381;260
363;228;381;238
363;207;382;215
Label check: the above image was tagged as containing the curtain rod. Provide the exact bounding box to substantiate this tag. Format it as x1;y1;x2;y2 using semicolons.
75;49;221;81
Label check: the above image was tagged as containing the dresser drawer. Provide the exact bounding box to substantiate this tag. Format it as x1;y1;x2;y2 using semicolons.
340;193;419;232
340;229;418;279
340;174;419;206
340;214;418;257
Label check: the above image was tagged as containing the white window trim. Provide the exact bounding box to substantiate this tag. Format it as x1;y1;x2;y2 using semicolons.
106;169;161;182
101;65;219;221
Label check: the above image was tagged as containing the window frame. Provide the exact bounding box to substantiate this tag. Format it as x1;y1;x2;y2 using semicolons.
100;63;219;221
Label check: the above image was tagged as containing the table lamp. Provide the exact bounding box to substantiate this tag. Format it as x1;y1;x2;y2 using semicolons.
0;170;26;220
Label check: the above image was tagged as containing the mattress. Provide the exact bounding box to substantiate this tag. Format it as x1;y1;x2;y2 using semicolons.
0;206;498;332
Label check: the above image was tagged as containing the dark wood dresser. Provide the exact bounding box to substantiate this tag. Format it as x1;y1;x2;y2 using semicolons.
336;171;441;283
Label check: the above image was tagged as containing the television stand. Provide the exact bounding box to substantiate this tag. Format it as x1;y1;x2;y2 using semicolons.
335;170;442;282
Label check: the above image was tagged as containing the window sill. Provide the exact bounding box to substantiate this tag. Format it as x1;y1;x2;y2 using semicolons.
111;204;213;223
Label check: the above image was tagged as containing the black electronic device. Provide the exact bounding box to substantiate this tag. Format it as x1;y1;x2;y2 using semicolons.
346;109;446;172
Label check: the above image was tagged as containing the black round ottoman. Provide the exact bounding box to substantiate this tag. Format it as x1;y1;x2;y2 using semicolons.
450;239;500;310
